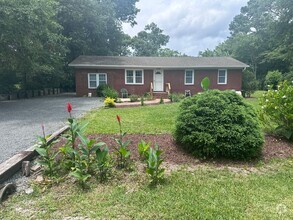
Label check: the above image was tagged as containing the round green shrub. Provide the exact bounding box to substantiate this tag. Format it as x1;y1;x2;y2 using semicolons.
102;87;118;101
96;84;110;97
264;70;283;90
174;90;264;160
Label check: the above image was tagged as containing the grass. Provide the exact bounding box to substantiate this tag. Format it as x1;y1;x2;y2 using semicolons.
1;159;292;219
244;90;265;109
84;91;264;135
84;103;179;134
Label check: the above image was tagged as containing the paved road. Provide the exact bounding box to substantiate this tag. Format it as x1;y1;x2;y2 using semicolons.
0;94;103;163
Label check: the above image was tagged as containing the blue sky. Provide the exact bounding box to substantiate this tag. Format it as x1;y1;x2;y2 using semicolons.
123;0;249;56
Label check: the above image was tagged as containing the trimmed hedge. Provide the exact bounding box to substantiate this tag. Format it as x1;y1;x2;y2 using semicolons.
174;90;264;160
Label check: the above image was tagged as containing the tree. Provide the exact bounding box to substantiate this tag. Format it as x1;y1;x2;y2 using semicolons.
158;48;186;57
0;0;67;92
111;0;140;26
57;0;139;90
131;23;170;56
242;70;259;97
198;42;232;57
264;70;283;89
203;0;292;84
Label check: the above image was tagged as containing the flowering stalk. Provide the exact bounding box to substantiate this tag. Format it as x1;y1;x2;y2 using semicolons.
113;115;131;168
67;102;72;118
67;102;75;149
116;115;122;138
41;123;46;140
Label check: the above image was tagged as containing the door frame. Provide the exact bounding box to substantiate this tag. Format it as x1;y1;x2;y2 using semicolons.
153;69;164;92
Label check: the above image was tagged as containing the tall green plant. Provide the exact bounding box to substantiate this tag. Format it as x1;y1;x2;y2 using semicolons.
260;80;293;140
60;102;88;172
34;125;59;176
113;115;131;168
137;140;151;160
201;77;210;91
146;144;165;185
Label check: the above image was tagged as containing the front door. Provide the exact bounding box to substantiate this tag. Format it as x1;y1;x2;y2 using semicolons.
153;70;164;91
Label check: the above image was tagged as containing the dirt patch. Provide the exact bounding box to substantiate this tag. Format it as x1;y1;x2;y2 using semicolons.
262;136;293;161
55;134;292;168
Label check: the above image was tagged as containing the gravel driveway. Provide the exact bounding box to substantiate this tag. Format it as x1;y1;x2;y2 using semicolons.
0;94;103;163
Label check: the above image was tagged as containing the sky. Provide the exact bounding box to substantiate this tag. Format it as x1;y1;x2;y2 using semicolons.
123;0;249;56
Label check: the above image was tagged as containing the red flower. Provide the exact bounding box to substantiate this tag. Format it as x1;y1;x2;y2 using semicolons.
67;102;72;113
116;115;121;124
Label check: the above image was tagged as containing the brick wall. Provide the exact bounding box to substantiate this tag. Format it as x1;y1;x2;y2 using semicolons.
75;68;243;97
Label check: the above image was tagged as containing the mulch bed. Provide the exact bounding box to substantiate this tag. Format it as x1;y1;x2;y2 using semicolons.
55;134;292;167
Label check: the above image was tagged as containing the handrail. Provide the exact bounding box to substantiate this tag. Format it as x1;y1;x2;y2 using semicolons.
166;83;171;95
150;82;154;98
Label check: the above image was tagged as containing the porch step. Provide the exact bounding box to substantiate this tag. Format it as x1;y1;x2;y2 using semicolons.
153;92;169;99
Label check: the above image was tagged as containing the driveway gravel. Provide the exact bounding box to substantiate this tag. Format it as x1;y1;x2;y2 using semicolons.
0;94;103;163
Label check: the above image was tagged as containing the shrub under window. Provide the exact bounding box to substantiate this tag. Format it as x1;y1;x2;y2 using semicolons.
174;90;264;160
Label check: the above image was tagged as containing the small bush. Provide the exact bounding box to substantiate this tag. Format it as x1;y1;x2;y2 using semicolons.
129;94;139;102
260;80;293;140
174;90;264;160
140;96;144;106
103;87;119;101
104;97;115;107
264;70;283;90
283;71;293;82
96;84;110;97
143;92;153;100
242;70;259;97
169;93;185;102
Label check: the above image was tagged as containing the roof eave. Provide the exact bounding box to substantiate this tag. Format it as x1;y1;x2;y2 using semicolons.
68;64;249;69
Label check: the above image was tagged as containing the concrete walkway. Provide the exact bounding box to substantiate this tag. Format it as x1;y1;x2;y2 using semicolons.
0;94;103;163
115;98;171;108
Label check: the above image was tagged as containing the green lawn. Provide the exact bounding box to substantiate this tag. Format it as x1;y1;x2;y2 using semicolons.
84;91;264;135
1;159;292;219
244;91;265;109
84;103;179;134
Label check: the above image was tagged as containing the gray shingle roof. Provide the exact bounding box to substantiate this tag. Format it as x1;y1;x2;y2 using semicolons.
69;56;249;69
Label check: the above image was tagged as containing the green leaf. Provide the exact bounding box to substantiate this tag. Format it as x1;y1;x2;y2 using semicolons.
201;77;210;91
78;132;88;145
35;147;47;157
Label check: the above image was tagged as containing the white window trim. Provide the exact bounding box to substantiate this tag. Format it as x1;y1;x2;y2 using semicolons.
88;73;107;89
218;69;227;85
184;69;194;85
125;69;144;85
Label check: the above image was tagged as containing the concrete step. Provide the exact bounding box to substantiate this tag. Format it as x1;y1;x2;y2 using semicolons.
153;92;169;99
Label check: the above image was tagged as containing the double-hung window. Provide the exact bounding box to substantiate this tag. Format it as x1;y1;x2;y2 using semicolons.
218;69;227;84
185;69;194;85
125;70;144;84
88;73;107;88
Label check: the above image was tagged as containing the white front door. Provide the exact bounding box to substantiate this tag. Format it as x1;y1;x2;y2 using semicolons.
153;70;164;91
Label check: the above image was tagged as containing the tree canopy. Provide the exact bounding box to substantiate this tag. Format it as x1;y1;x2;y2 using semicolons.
199;0;293;83
0;0;67;92
131;23;170;56
0;0;140;93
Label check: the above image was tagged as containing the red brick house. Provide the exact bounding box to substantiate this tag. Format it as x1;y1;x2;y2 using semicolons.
69;56;248;97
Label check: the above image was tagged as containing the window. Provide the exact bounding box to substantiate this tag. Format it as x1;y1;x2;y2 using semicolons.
185;70;194;85
88;73;107;88
125;69;144;84
218;69;227;84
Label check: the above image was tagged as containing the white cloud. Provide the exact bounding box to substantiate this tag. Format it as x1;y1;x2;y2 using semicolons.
123;0;248;56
